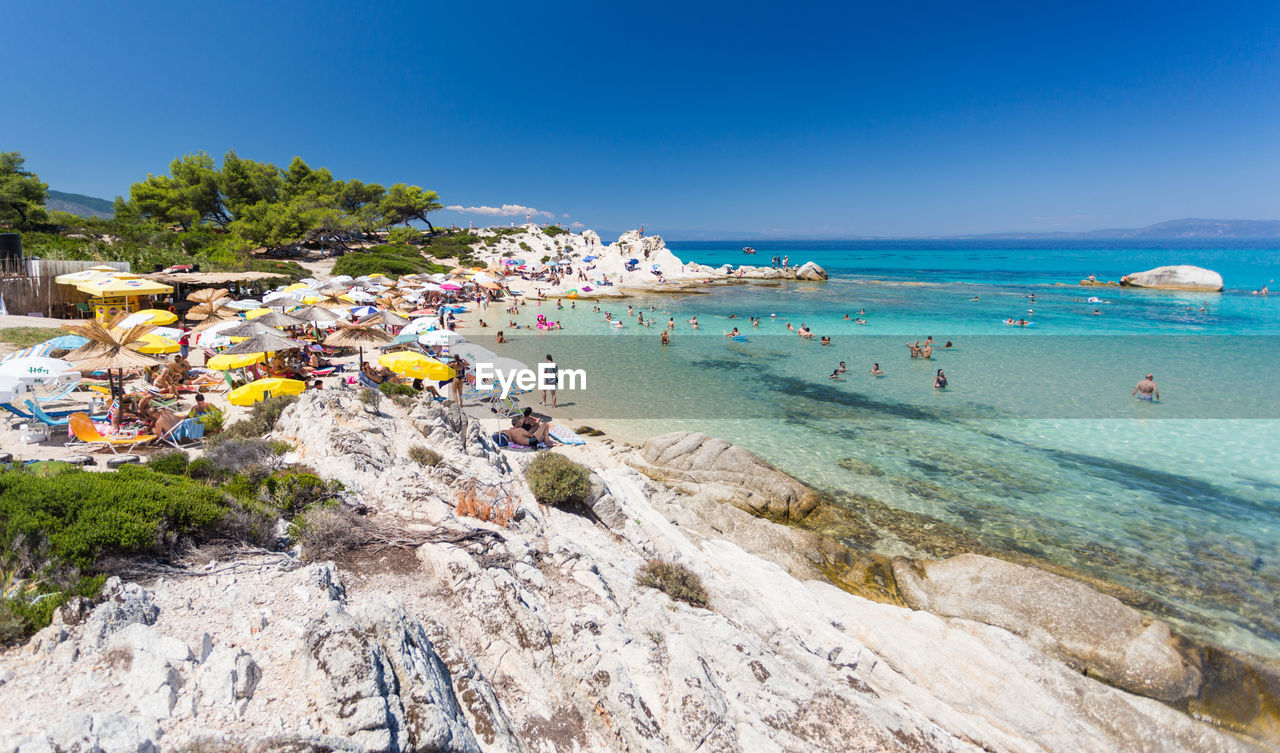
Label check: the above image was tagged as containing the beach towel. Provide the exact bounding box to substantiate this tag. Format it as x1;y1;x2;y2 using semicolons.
547;424;586;445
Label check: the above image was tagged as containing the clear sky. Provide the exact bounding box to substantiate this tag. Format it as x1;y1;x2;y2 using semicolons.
3;0;1278;237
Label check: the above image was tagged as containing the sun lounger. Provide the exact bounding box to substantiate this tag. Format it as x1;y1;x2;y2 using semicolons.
66;412;156;453
1;401;84;422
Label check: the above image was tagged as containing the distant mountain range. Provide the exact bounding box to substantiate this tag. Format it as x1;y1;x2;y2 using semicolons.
45;190;114;219
957;218;1280;240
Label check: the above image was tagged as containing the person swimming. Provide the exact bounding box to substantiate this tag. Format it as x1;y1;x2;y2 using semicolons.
829;369;841;379
724;327;740;337
837;361;847;373
870;363;883;376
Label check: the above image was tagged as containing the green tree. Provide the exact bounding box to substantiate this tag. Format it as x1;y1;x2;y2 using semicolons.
0;152;49;228
379;183;443;231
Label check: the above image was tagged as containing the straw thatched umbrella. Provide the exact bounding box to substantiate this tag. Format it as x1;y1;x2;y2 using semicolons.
60;317;166;399
186;288;230;305
323;321;392;365
290;305;343;323
248;310;307;329
265;295;304;310
219;321;281;338
358;310;410;328
221;331;307;356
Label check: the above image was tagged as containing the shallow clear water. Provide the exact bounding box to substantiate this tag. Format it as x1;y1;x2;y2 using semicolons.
470;240;1280;657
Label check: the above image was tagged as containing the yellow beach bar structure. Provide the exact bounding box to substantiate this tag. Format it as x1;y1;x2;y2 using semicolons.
54;270;175;321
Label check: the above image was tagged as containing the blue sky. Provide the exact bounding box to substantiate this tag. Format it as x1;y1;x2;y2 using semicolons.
3;0;1278;237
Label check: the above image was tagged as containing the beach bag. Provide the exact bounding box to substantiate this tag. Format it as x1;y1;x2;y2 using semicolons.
492;431;510;447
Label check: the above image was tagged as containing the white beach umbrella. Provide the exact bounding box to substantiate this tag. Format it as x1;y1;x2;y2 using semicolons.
0;356;74;382
331;275;354;284
419;330;466;347
192;319;242;347
226;298;263;310
401;317;440;335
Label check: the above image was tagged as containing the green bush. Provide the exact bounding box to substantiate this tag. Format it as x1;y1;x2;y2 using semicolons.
0;465;226;572
290;506;364;563
408;445;442;467
378;382;417;397
186;457;216;480
524;453;592;507
259;471;343;517
210;394;298;443
636;559;710;609
147;450;190;475
543;225;568;237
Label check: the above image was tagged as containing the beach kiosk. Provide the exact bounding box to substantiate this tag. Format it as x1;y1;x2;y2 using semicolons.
65;273;174;321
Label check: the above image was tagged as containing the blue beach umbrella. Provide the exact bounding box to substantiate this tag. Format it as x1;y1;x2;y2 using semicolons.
583;255;598;262
42;335;90;350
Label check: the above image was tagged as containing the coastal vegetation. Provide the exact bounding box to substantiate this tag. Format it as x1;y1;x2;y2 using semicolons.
0;149;457;280
636;559;710;609
525;453;593;507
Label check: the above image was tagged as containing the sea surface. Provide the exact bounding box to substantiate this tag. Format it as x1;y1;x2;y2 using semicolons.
474;240;1280;658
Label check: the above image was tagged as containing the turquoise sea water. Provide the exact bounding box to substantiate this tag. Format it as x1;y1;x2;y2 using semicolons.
471;240;1280;658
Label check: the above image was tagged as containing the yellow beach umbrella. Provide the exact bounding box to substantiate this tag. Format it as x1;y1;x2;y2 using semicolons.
284;282;308;291
378;351;454;381
126;308;179;326
75;274;174;297
207;352;265;371
243;308;273;319
134;333;180;354
228;377;305;406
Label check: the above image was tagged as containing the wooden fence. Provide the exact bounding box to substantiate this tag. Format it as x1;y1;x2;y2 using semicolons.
0;259;129;318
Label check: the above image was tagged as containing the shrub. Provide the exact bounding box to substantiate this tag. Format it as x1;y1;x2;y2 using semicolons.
186;457;216;480
209;394;297;443
408;445;442;467
259;472;343;517
378;382;417;397
147;450;189;475
524;453;592;507
358;388;381;411
0;465;226;571
204;437;282;473
543;225;568;237
636;559;710;609
291;507;365;563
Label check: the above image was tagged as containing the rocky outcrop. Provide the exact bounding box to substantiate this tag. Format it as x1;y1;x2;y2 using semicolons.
793;261;828;280
1121;265;1224;291
893;554;1203;701
631;431;821;522
2;397;1272;753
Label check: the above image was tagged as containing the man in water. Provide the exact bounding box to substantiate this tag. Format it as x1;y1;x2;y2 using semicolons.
1132;374;1159;401
870;363;883;376
837;361;847;373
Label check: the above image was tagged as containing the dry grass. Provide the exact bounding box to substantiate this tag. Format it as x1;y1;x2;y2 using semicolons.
454;479;516;528
636;559;710;609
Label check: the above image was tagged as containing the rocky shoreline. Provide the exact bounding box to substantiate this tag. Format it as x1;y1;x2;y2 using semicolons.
465;226;826;300
2;392;1276;752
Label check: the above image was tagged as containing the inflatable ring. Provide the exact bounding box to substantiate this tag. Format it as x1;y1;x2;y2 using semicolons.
168;306;177;313
567;289;578;299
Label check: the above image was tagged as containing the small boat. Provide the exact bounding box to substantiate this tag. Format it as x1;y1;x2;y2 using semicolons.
742;247;756;255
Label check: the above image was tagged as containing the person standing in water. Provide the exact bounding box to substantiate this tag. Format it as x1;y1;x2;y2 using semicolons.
541;354;558;408
933;369;948;389
1132;374;1159;401
870;363;883;376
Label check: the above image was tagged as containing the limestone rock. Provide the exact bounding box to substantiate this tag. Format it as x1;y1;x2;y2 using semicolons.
893;553;1203;701
1121;264;1223;291
49;712;160;753
83;579;160;648
300;601;481;753
632;432;821;522
794;261;828;281
198;648;260;710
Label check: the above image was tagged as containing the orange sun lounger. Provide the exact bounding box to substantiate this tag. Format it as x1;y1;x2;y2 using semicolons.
66;412;156;453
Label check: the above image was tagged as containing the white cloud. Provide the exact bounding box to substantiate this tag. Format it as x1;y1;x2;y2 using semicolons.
570;222;585;229
561;213;570;218
445;203;553;219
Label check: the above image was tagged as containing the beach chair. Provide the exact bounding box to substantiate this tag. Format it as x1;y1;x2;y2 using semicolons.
33;375;82;404
22;400;74;426
1;401;82;423
66;412;156;454
158;417;205;449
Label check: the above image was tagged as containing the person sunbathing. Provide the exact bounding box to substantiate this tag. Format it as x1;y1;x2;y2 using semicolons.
503;415;552;447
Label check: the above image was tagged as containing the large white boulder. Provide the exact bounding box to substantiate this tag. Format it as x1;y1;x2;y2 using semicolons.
1121;265;1223;291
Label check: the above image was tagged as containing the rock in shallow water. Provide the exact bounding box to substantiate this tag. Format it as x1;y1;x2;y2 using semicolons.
1121;264;1223;291
893;553;1203;701
633;432;821;522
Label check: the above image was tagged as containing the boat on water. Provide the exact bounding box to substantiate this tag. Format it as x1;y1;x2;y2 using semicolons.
743;246;756;255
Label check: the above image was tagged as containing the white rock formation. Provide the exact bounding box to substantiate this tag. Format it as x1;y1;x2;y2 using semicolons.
0;392;1268;753
1121;265;1224;291
462;225;826;297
